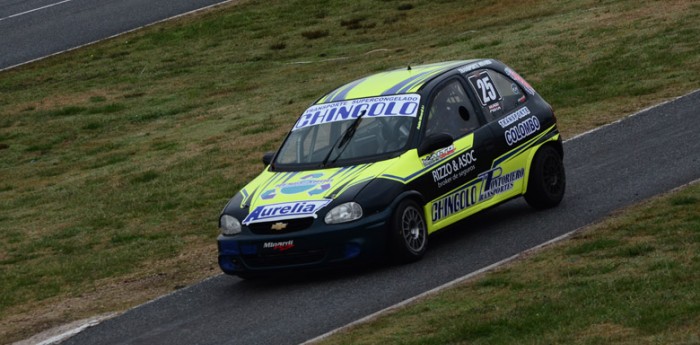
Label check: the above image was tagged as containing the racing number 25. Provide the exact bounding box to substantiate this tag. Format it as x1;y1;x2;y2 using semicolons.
477;77;496;103
469;71;500;106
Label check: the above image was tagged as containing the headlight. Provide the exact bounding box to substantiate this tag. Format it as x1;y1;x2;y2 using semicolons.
220;215;241;236
324;202;363;224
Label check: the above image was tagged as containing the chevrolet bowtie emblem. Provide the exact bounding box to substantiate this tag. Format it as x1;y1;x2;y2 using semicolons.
271;222;288;231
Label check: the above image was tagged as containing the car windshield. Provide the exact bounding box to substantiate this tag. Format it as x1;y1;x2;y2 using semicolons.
274;94;421;169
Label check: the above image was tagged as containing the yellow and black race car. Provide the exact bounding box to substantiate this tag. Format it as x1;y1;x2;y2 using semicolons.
218;59;565;278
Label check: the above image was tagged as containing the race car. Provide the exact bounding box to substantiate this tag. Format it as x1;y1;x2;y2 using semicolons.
218;59;565;278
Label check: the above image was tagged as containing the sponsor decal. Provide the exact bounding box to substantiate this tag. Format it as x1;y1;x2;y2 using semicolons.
242;200;331;225
497;106;531;128
431;150;477;188
421;144;455;167
263;240;295;252
505;67;535;95
293;95;421;131
504;116;540;146
488;102;502;114
431;167;524;222
458;60;493;74
431;183;479;222
261;173;332;200
478;167;525;201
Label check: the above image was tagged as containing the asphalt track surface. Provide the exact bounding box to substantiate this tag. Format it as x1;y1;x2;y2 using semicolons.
10;1;697;344
0;0;232;70
56;90;700;345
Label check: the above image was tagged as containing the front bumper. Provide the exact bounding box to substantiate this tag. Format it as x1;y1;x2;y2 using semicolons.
217;207;390;275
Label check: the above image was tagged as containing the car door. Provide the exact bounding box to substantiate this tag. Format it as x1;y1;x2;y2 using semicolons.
408;77;502;231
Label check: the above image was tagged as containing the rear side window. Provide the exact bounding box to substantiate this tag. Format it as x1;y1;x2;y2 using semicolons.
466;69;526;123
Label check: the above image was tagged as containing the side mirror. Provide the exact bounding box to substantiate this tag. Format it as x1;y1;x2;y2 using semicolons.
262;151;275;166
417;133;454;157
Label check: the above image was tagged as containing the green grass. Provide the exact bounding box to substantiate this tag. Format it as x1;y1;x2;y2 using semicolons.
317;182;700;345
1;0;700;342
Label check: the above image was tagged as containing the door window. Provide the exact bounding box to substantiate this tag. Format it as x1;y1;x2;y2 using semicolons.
424;79;480;140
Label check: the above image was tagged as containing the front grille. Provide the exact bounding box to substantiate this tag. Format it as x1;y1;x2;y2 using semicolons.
248;217;315;234
242;249;325;268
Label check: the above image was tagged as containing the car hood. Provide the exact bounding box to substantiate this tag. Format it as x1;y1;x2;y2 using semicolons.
236;161;396;225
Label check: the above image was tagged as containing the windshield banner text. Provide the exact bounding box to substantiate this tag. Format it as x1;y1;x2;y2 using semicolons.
293;95;421;131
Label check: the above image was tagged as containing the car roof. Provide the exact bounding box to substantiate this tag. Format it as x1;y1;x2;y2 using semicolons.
315;59;481;104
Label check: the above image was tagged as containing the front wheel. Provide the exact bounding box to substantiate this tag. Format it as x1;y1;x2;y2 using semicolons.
524;145;566;209
388;199;428;263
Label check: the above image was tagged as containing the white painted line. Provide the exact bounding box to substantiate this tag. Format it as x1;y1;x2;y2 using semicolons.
0;0;74;22
12;274;227;345
0;0;238;73
566;88;700;142
11;313;118;345
33;316;108;345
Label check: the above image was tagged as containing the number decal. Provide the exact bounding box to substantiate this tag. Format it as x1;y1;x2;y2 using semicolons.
468;71;501;106
476;77;497;103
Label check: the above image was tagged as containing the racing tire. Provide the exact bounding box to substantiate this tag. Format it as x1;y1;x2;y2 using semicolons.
524;145;566;209
389;199;428;263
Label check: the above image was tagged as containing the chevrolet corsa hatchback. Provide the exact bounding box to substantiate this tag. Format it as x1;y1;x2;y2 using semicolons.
218;59;565;278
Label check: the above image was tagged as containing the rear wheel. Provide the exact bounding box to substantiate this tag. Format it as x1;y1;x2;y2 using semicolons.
524;145;565;209
389;199;428;263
